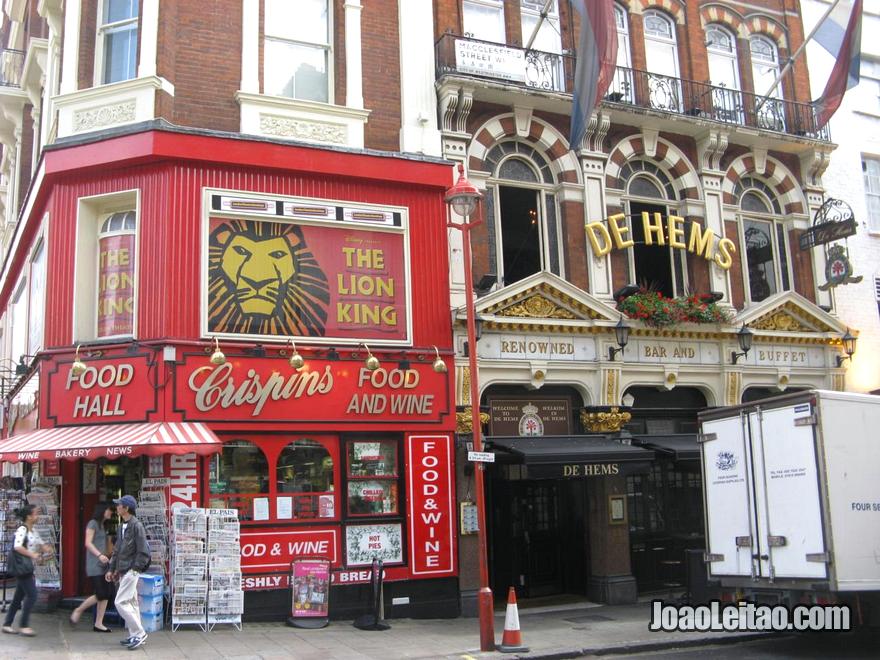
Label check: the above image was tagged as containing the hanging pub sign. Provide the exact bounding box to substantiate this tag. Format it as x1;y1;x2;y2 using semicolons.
585;213;736;269
798;198;857;250
204;191;411;345
818;245;862;291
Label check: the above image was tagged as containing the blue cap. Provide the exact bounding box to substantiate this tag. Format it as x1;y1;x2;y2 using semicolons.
113;495;137;511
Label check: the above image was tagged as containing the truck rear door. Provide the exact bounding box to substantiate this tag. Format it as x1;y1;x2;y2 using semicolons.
701;413;755;578
749;402;828;580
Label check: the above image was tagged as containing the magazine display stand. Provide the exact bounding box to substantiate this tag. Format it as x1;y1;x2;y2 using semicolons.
170;508;207;631
27;485;61;590
138;488;169;581
0;488;26;610
206;509;243;630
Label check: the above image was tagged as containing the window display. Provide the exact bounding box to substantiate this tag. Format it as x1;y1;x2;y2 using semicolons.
276;439;335;519
346;440;399;517
209;440;269;521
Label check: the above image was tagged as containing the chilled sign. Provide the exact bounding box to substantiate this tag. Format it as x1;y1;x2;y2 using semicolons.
586;213;736;270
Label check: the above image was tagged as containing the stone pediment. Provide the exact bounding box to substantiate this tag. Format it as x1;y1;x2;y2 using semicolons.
457;272;619;329
734;291;847;335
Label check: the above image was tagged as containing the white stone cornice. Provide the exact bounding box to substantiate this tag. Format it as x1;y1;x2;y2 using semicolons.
37;0;64;35
21;38;49;109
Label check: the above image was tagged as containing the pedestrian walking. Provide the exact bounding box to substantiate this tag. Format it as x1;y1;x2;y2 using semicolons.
105;495;150;650
2;504;54;637
69;503;116;632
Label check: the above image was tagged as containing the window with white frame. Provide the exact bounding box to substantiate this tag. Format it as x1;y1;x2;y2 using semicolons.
739;187;791;303
264;0;331;103
643;10;681;112
10;280;27;366
609;4;633;102
27;239;46;355
750;35;785;131
97;0;139;85
706;24;742;122
520;0;561;53
463;0;505;43
863;157;880;232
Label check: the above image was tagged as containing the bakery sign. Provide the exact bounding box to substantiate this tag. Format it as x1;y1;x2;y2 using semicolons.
586;213;736;270
46;354;157;425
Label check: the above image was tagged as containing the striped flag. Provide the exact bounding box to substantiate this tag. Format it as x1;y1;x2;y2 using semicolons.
813;0;862;128
569;0;618;151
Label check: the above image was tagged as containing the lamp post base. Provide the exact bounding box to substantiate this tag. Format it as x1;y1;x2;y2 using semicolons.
478;586;495;652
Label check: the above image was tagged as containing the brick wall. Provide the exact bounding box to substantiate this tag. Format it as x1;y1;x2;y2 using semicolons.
361;0;401;151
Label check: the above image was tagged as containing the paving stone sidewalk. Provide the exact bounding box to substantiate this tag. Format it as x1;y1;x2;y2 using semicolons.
0;601;770;660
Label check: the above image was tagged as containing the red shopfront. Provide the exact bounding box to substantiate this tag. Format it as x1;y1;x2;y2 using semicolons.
0;126;460;619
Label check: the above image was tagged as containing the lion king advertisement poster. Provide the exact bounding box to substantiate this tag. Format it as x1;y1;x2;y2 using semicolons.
207;217;409;342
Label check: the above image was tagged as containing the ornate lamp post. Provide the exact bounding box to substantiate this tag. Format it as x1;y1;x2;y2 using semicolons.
445;163;494;652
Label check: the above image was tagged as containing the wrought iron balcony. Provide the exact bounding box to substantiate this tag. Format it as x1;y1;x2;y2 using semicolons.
0;49;25;88
435;34;830;142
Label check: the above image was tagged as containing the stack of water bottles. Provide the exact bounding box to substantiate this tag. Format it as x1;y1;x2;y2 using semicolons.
137;573;164;632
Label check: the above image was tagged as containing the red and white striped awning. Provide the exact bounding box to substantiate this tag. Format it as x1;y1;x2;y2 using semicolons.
0;422;222;463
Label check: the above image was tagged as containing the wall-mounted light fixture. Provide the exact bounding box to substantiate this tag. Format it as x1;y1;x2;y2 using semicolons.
209;337;226;365
287;339;305;369
432;346;447;374
71;345;87;377
836;329;857;367
730;324;753;365
608;316;631;361
360;343;380;371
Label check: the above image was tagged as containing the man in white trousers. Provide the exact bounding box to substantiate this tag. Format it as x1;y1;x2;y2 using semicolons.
106;495;150;650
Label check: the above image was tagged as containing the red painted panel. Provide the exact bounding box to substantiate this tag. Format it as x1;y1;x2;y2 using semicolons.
406;434;456;576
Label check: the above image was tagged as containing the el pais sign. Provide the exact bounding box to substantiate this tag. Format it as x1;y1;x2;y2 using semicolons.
585;213;736;270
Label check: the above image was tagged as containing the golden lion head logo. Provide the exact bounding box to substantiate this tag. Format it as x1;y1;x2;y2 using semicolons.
208;219;329;337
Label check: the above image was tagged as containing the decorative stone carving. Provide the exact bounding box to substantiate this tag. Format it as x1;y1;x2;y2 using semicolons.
581;110;610;153
259;114;346;144
456;407;490;434
696;129;729;172
580;406;632;433
72;100;136;133
604;369;619;406
497;294;577;319
725;371;741;406
751;311;809;332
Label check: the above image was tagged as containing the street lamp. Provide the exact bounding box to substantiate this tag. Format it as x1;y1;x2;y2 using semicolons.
730;324;754;365
608;316;631;362
836;329;857;367
445;163;494;652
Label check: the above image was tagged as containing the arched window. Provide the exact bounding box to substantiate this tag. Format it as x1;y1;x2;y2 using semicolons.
750;35;785;131
738;183;791;303
97;210;137;338
643;11;681;112
608;4;634;103
622;163;687;298
209;440;269;521
276;439;335;520
483;142;562;286
706;24;742;122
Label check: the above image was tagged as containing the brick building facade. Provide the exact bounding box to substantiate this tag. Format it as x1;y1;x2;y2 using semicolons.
0;0;860;618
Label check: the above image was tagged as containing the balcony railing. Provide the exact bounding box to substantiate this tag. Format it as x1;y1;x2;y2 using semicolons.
0;49;25;88
435;34;830;142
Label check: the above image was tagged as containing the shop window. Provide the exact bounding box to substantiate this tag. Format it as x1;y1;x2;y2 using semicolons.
264;0;331;103
346;440;398;517
463;0;505;43
73;191;139;343
209;440;269;521
276;439;336;520
643;10;681;112
27;238;46;355
97;0;139;85
750;36;785;131
863;157;880;233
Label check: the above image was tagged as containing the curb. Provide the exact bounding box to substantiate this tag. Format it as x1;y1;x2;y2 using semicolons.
502;631;780;659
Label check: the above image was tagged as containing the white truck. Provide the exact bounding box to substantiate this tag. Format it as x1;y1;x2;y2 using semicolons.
698;390;880;625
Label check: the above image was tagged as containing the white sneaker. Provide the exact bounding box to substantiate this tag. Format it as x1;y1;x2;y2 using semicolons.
127;633;147;650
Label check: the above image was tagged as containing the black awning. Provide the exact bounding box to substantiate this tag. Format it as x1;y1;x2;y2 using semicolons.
632;434;699;462
485;435;654;479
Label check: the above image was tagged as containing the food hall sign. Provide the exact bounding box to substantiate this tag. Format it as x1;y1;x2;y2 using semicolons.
174;356;449;424
46;355;157;426
586;213;736;270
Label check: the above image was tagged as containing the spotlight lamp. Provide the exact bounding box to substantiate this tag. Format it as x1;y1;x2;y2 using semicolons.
209;337;226;365
730;324;754;365
836;329;857;367
608;316;631;362
287;339;305;370
432;346;448;374
71;345;87;377
360;343;380;371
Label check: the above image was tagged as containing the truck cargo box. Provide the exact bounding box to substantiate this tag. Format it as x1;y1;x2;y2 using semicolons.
698;390;880;592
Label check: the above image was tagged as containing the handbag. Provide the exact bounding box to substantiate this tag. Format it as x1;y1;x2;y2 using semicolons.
7;527;34;577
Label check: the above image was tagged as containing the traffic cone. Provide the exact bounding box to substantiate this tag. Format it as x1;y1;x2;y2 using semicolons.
498;586;529;653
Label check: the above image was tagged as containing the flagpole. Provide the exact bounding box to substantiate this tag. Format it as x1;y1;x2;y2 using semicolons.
524;0;555;51
754;0;842;114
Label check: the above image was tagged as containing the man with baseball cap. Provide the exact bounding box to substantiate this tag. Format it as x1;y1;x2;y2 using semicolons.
106;495;150;650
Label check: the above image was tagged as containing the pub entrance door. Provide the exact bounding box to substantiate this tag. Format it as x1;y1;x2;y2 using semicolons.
489;477;589;599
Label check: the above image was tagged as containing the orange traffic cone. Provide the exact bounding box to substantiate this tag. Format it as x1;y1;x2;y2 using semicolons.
498;587;529;653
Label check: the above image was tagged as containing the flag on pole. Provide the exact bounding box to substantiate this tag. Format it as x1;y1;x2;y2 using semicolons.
569;0;618;151
813;0;862;129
